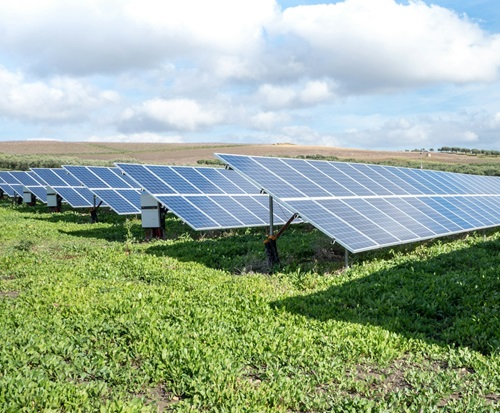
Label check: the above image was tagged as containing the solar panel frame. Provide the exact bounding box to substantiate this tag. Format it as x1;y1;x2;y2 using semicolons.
215;153;500;253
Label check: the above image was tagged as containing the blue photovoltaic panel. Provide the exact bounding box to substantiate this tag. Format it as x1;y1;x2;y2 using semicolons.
31;168;95;208
55;187;96;208
31;168;67;187
216;153;500;253
92;189;141;214
28;186;49;203
8;171;47;203
55;169;83;187
63;166;140;215
9;171;40;186
0;172;16;197
116;163;296;230
0;172;24;197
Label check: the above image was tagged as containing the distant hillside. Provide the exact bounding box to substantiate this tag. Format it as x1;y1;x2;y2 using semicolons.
1;141;498;167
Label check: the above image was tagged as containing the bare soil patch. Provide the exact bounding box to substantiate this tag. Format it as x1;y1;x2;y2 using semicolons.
0;291;19;298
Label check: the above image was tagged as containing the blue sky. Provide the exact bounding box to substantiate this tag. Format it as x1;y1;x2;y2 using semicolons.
0;0;499;150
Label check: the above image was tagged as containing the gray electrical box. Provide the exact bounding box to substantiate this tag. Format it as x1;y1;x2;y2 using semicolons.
141;193;161;228
22;187;34;203
47;186;58;208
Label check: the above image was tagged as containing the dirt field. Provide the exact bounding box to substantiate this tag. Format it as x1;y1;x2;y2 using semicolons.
0;140;498;166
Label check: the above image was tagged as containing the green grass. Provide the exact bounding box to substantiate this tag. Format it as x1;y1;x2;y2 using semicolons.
0;199;498;412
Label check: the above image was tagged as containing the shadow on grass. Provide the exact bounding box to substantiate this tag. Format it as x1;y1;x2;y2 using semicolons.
271;238;500;355
58;226;129;242
14;201;118;225
32;208;127;225
146;232;271;273
55;214;197;243
145;225;346;274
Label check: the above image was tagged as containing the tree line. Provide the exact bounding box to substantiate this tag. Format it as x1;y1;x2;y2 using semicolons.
437;147;500;156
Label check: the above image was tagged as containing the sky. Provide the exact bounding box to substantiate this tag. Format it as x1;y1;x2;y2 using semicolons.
0;0;499;151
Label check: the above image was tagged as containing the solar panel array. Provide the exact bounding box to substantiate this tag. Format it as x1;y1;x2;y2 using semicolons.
2;155;498;258
8;171;48;203
31;168;96;208
116;163;296;230
63;166;140;215
216;154;500;253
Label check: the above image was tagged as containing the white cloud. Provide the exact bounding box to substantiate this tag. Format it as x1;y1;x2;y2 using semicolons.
256;79;335;109
124;0;277;53
249;111;290;130
0;66;118;122
491;112;500;127
120;98;224;132
332;111;500;150
461;130;479;143
275;0;500;91
257;84;297;109
279;125;342;146
0;0;278;76
299;80;335;104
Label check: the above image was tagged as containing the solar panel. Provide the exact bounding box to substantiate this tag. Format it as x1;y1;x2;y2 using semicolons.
63;166;140;215
215;154;500;253
115;163;296;230
31;168;96;208
0;172;16;197
0;172;24;197
8;171;48;203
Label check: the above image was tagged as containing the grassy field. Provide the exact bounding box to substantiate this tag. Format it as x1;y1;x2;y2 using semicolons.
0;199;498;412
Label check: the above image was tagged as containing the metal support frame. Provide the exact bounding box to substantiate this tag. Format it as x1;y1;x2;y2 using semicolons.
345;248;349;268
55;194;62;212
264;212;298;267
90;196;103;223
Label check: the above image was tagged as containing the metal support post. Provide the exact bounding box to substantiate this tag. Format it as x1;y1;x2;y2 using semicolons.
264;213;298;268
56;194;62;212
345;248;349;268
269;196;274;235
90;198;103;224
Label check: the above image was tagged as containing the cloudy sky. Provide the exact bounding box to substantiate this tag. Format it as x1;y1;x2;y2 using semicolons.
0;0;499;150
